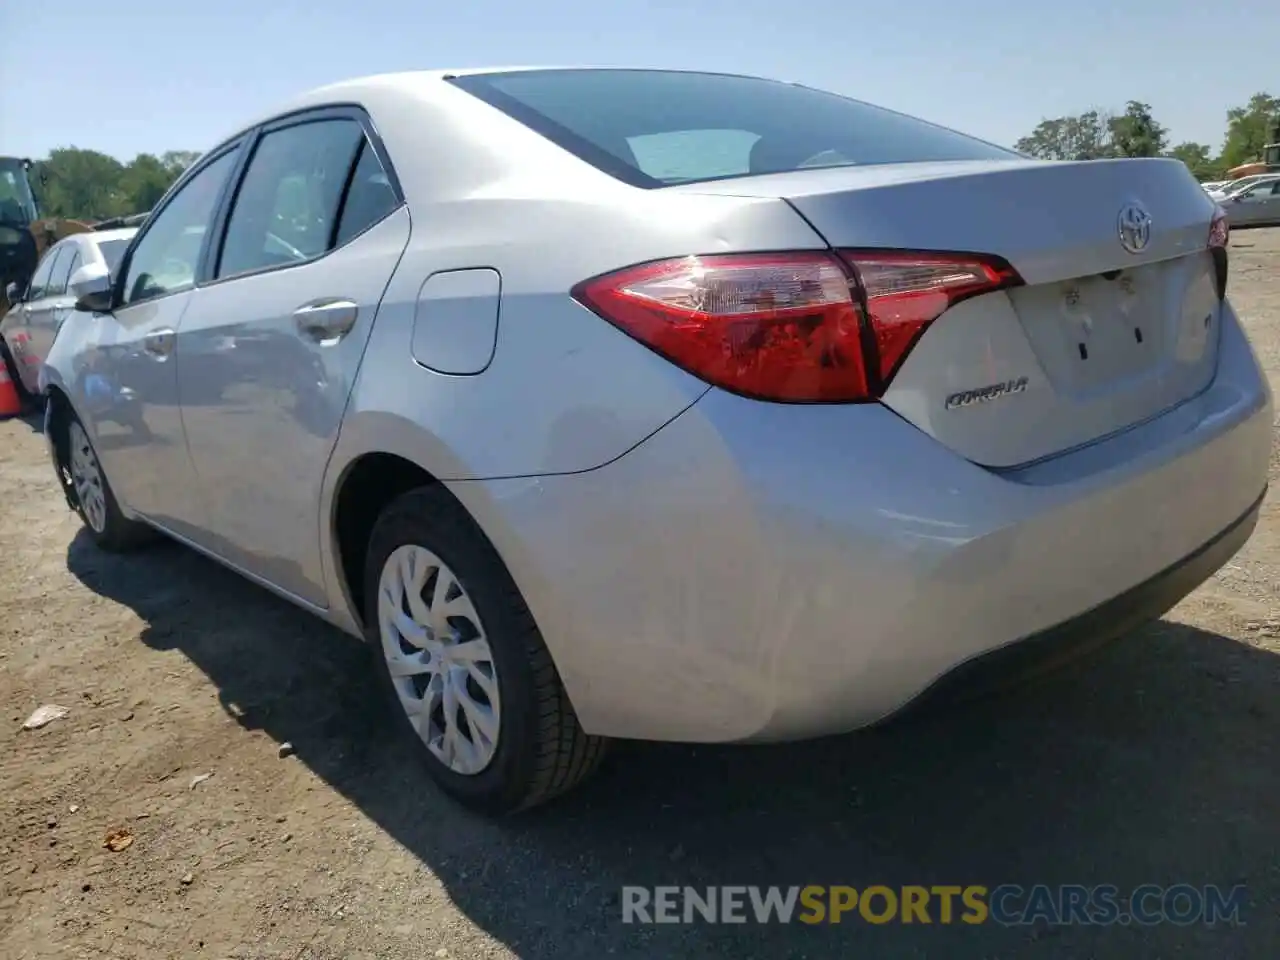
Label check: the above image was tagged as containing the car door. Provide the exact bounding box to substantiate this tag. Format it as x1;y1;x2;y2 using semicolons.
7;245;64;393
27;240;81;377
85;145;244;540
1258;181;1280;225
175;109;407;605
1229;181;1280;225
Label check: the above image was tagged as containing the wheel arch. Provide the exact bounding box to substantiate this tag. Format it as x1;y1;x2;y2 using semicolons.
324;413;527;632
43;384;78;503
329;450;441;627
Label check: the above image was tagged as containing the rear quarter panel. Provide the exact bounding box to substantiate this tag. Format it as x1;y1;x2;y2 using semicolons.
327;188;827;481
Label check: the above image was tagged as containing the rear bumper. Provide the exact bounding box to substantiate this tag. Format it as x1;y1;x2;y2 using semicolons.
901;484;1264;714
456;305;1273;743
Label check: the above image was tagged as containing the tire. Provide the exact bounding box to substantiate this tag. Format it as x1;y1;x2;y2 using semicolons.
64;413;153;552
363;485;607;814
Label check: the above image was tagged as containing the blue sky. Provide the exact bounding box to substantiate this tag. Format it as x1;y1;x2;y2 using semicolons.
4;0;1277;161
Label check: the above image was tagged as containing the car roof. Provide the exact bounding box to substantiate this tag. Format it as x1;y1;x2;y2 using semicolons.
86;227;138;244
228;66;777;138
196;66;800;211
1231;175;1279;187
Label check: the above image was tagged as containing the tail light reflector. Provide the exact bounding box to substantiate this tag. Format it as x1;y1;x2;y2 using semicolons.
847;252;1021;384
1209;206;1229;298
573;250;1021;402
1208;207;1229;249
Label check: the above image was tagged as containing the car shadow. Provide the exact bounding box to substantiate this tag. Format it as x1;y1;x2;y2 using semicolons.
65;529;1279;959
3;406;44;433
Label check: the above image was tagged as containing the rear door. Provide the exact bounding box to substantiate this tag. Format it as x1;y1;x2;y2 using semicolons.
27;240;81;373
175;108;407;605
8;245;64;392
1228;180;1280;225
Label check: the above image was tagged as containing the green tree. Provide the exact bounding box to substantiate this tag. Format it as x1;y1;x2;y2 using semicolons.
1109;101;1168;158
1167;142;1223;181
1219;93;1280;169
160;150;201;177
120;153;176;212
34;148;128;220
29;146;196;221
1014;110;1115;160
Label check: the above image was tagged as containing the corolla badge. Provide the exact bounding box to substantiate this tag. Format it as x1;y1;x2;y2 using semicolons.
944;376;1029;410
1117;202;1152;254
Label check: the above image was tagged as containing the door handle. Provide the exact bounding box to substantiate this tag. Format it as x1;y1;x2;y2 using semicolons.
143;328;176;357
293;299;358;344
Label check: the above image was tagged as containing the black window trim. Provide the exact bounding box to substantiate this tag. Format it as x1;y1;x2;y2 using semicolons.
111;138;249;310
201;104;406;290
50;241;83;297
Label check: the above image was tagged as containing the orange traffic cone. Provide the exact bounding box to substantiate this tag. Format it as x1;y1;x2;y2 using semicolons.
0;362;23;418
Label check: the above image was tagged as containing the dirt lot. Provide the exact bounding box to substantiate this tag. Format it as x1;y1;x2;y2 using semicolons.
2;231;1278;960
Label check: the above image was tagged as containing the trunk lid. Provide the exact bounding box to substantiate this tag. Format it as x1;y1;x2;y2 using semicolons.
673;158;1224;468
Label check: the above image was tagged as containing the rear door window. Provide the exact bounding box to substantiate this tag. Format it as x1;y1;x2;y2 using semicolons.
217;119;365;279
27;246;63;300
51;247;81;295
333;141;400;246
449;69;1017;188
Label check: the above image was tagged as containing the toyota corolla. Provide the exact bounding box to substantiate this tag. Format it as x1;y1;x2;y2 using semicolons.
39;68;1273;814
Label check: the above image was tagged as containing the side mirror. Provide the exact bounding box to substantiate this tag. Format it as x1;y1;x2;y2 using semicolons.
4;281;22;305
70;262;113;313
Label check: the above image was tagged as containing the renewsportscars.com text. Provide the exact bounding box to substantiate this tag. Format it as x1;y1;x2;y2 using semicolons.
621;884;1247;926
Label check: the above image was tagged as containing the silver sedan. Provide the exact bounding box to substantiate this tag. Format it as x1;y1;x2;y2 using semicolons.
1217;175;1280;227
38;68;1273;814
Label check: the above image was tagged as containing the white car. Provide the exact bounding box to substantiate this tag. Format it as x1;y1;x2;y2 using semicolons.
1;228;137;398
1216;175;1280;228
1206;174;1276;201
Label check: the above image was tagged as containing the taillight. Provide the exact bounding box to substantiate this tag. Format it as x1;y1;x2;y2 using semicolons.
1208;207;1229;248
843;251;1021;384
1209;207;1229;299
572;249;1021;402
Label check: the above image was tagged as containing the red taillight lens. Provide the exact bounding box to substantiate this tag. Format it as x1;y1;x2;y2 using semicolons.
573;252;869;401
1209;207;1229;299
573;249;1021;402
1209;207;1229;249
840;252;1021;384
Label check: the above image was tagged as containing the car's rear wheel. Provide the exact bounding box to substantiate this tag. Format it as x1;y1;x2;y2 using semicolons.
363;485;607;814
65;416;152;552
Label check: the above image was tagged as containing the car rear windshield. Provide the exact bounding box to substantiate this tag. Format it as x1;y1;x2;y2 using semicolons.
448;69;1017;189
97;238;130;274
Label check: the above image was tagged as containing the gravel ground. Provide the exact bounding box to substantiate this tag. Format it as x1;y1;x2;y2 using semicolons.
1;229;1278;960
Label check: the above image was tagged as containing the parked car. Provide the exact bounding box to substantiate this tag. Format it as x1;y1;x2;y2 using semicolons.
39;68;1272;815
1;228;136;399
1206;173;1276;200
1216;175;1280;228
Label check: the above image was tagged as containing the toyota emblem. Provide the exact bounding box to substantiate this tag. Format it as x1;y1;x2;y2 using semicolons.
1117;202;1152;254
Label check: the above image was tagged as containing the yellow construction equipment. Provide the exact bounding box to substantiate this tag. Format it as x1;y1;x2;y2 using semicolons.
1;156;93;314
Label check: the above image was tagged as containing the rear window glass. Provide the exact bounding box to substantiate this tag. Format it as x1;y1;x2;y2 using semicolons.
96;238;130;274
449;69;1017;189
